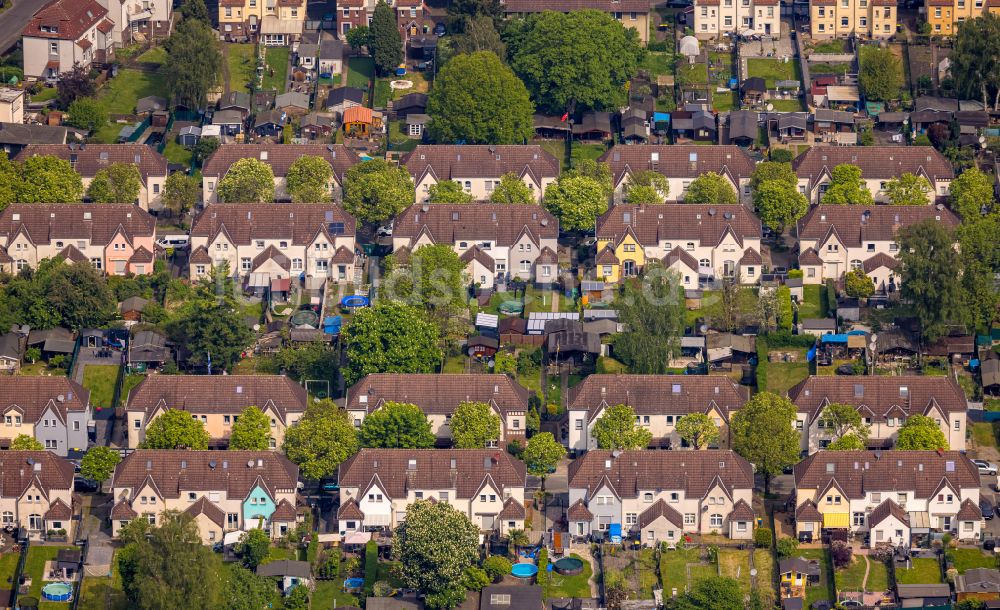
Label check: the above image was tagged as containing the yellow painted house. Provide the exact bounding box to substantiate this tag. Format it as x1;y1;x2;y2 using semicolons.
596;226;644;283
218;0;306;44
925;0;1000;36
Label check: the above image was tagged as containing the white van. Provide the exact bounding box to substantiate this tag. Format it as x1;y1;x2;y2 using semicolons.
157;235;190;250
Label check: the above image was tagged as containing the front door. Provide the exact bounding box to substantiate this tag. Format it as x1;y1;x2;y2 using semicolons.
823;262;839;280
623;260;637;277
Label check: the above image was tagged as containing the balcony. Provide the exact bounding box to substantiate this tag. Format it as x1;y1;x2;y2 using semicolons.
129;4;154;20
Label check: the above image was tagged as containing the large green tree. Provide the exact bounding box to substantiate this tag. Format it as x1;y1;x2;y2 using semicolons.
684;172;737;204
66;98;108;132
359;401;435;448
386;244;466;311
179;0;211;24
818;403;870;450
229;406;271;450
223;566;277;610
624;170;669;204
393;500;480;609
450;401;501;449
427;51;534;145
16;155;84;202
950;167;996;219
164;18;222;109
754;180;808;232
166;294;254;373
341;301;442;386
10;435;42;450
958;216;1000;331
216;158;275;203
489;174;535;204
37;260;117;330
898;219;963;341
427;180;474;203
236;528;270;570
750;161;797;191
731;392;800;494
286;156;333;203
543;174;608;231
568;159;614;199
675;413;720;449
282;399;360;480
591;404;653;451
86;163;142;203
506;10;642;113
612;266;685;374
343;159;414;224
821;164;874;205
522;432;565;478
81;446;121;483
858;46;903;102
884;173;931;206
896;414;949;450
447;0;503;31
370;0;403;76
951;13;1000;110
448;15;506;59
845;268;875;299
162;172;200;217
0;153;16;209
141;409;211;449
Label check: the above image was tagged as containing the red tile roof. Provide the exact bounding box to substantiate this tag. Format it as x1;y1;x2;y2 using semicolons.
600;145;755;185
0;204;155;248
337;498;364;519
497;497;526;520
125;375;308;421
792;146;954;182
567;374;748;421
16;144;168;181
795;500;822;522
567;499;593;521
597;204;762;248
730;499;755;521
869;498;907;526
402;145;559;182
0;377;89;423
24;0;107;41
788;375;968;422
190;203;356;246
201;144;359;182
345;374;531;416
797;205;959;248
862;252;899;273
0;451;74;499
503;0;649;12
111;498;138;520
392;203;558;246
184;496;226;528
957;498;982;520
638;499;684;528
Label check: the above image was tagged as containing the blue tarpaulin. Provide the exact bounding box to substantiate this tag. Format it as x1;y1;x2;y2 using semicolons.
807;346;817;362
323;316;342;334
821;334;849;344
653;112;671;123
609;523;622;543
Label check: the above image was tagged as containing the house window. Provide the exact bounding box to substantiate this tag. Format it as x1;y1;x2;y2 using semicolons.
684;514;696;525
710;514;723;527
850;260;862;271
292;258;303;270
195;265;206;275
241;258;251;271
224;416;231;424
575;419;583;430
49;42;58;55
853;512;865;526
45;440;56;449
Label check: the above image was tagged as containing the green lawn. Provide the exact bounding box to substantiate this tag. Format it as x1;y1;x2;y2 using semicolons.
570;143;607;166
766;361;810;395
387;121;419;153
796;549;834;608
442;355;466;374
120;374;145;405
542;553;592;598
0;551;17;590
677;62;709;84
769;99;806;112
313;580;360;608
809;39;848;54
97;68;170;115
24;545;76;607
83;365;120;410
640;51;674;75
798;285;824;319
262;47;289;92
78;555;128;610
836;556;888;592
162;140;193;167
948;548;998;574
373;79;392;109
809;63;851;74
746;58;801;88
136;47;168;65
525;287;576;313
660;547;708;593
347;57;375;91
895;557;942;584
226;43;256;93
31;88;59;103
972;422;998;448
713;90;738;112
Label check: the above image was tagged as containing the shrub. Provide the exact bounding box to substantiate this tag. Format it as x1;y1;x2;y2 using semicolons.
824;279;837;317
647;40;670;52
483;555;512;582
755;337;768;391
831;540;852;568
770;148;793;163
787;269;803;279
462;566;491;591
753;527;772;548
363;540;378;595
776;537;799;558
869;545;893;562
318;552;340;579
536;548;549;586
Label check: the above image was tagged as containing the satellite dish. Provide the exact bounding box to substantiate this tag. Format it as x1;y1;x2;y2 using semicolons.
765;104;774;112
252;324;260;332
699;324;708;334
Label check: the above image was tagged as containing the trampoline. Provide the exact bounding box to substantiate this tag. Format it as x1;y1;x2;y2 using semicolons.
510;563;538;579
289;309;319;328
41;583;73;602
498;301;523;315
340;295;370;309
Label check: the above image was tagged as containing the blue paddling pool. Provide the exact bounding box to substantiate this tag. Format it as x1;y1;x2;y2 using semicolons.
340;295;370;309
42;582;73;602
511;563;538;579
344;577;364;589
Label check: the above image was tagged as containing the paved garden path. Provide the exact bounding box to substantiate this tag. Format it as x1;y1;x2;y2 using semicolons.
860;553;871;591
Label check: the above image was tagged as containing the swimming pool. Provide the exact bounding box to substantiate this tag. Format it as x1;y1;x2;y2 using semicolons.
510;563;538;579
42;582;73;602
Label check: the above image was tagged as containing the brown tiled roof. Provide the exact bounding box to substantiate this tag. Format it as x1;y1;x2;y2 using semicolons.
600;145;755;185
869;498;907;527
536;246;557;264
738;247;762;265
0;247;10;264
459;245;495;269
393;203;558;246
23;0;107;40
567;374;748;421
0;204;155;248
730;499;755;521
863;252;899;273
797;205;959;248
190;204;356;246
125;375;308;421
189;246;212;265
337;498;365;520
57;245;87;263
0;378;89;423
567;450;754;500
344;374;531;416
957;498;982;520
96;19;113;34
788;375;968;422
401;145;559;182
184;496;225;528
792;146;954;182
799;247;822;265
792;450;980;500
201;144;359;182
252;245;290;272
795;500;822;522
76;38;92;51
497;497;526;520
595;245;619;265
0;451;74;498
638;499;683;528
271;499;297;521
111;498;138;520
597;204;762;248
504;0;649;12
663;246;699;270
112;450;299;500
331;246;354;264
16;144;168;181
128;246;153;264
338;449;526;500
567;499;593;521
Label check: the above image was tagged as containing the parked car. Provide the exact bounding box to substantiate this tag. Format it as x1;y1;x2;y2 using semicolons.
376;223;393;237
982;497;994;520
974;460;998;476
74;476;99;493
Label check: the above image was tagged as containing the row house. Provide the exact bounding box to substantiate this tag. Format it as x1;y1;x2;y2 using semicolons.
792;146;954;205
599;145;756;205
124;375;309;449
334;0;427;40
565;375;749;452
0;378;92;457
793;450;982;545
336;449;527;535
567;450;755;543
345;374;531;446
925;0;1000;36
0;204;157;276
0;452;75;538
16;144;169;211
595;204;764;285
502;0;651;44
201;144;359;204
401;145;560;204
693;0;780;39
110;450;301;543
218;0;307;45
796;205;959;287
100;0;174;47
187;203;357;284
22;0;115;80
788;375;969;453
390;204;559;288
809;0;897;39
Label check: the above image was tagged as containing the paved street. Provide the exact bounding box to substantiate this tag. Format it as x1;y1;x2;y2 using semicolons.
0;0;41;55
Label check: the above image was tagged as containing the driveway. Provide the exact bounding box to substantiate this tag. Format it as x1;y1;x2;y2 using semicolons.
0;0;42;55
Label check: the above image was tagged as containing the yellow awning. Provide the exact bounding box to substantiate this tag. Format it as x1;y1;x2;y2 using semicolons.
823;512;850;528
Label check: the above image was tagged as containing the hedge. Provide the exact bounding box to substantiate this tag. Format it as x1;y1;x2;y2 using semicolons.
536;548;549;587
825;279;837;317
363;539;378;595
755;336;768;391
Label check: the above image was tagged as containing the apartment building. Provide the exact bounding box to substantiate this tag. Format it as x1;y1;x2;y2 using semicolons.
0;451;75;538
123;375;309;449
788;376;969;453
0;204;157;276
110;450;301;543
337;449;527;534
595;204;764;285
502;0;651;44
599;146;756;204
218;0;307;45
201;144;359;204
187;203;357;284
567;450;755;543
925;0;1000;36
344;374;532;445
390;204;559;288
99;0;174;47
693;0;780;39
796;205;959;287
0;378;92;456
401;145;560;204
809;0;897;39
22;0;115;80
792;146;954;204
16;144;169;211
793;450;982;544
565;375;749;452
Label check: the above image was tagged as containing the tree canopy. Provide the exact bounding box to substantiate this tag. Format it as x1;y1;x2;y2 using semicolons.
427;180;474;203
684;172;737;204
592;404;653;450
950;167;995;219
957;215;1000;332
675;413;720;449
229;406;271;450
87;163;142;203
343;159;414;224
286;156;333;203
731;392;800;493
567;159;614;199
951;13;1000;110
282;399;360;480
858;46;903;102
164;18;222;109
385;244;467;312
624;170;669;204
896;414;949;450
370;0;404;76
236;528;270;570
753;180;808;232
16;155;84;203
450;401;501;449
522;432;565;477
543;174;608;231
10;435;42;450
818;403;870;450
427;51;534;145
666;577;744;610
166;289;254;373
341;301;442;386
81;446;121;482
821;164;874;205
216;158;276;203
141;409;211;449
884;173;931;206
66;98;107;133
359;401;435;448
612;267;685;374
162;172;200;217
489;174;535;204
898;219;963;341
844;269;875;299
223;566;277;610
